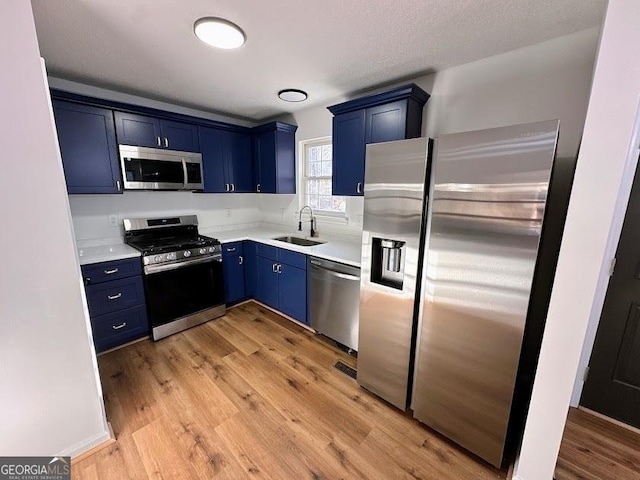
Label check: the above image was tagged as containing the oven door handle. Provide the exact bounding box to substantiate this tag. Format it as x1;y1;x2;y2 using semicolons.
144;255;221;275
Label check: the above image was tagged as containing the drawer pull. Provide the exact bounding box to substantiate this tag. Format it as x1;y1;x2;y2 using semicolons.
108;293;122;300
112;322;127;330
104;268;119;275
226;247;237;252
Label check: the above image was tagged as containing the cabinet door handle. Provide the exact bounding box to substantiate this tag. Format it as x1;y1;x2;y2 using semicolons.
116;180;121;191
239;256;244;265
108;292;122;300
225;184;229;192
231;183;235;192
104;268;119;275
277;264;282;274
112;322;127;330
272;263;277;273
164;137;169;148
356;182;362;194
257;184;261;193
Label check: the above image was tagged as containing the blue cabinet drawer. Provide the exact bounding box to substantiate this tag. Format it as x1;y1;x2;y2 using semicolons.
82;258;142;285
91;305;149;352
278;249;306;270
223;241;244;256
256;243;279;261
86;275;145;317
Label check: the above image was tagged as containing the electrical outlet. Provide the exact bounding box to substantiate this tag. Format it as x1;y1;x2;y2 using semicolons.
108;214;118;226
226;209;232;218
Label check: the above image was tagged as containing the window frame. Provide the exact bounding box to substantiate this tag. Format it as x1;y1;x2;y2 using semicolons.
299;136;346;218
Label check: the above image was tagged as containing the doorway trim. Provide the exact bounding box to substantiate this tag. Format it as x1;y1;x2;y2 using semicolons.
570;101;640;407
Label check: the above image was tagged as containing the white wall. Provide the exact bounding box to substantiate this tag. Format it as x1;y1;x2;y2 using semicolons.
0;2;109;457
70;192;261;245
264;27;599;241
513;0;640;478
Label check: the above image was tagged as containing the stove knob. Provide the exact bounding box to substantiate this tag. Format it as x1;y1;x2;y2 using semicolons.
154;255;162;262
167;252;176;260
199;248;206;254
184;250;192;258
208;247;215;253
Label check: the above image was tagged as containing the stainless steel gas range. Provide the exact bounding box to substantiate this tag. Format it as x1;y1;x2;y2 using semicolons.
123;215;225;340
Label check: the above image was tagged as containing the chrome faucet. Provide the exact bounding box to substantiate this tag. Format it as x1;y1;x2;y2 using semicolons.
298;205;316;237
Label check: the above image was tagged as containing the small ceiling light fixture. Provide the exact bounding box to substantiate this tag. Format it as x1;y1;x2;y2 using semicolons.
278;89;308;102
194;17;246;49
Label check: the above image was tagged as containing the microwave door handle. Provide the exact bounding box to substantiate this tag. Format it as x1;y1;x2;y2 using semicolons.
181;159;188;189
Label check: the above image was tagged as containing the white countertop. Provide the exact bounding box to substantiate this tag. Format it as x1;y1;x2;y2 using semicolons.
77;243;141;266
75;227;362;268
203;227;363;268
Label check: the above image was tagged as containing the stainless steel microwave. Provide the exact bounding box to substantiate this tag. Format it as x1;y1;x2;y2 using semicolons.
119;145;204;191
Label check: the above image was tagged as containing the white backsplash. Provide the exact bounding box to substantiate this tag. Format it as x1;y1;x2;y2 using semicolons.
258;194;364;242
69;191;262;245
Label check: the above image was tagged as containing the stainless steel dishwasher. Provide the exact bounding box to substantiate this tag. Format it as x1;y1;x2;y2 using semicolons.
309;257;361;352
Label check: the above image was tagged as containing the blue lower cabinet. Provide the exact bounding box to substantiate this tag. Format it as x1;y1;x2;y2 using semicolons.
223;252;246;305
244;241;257;298
278;264;307;324
85;275;145;317
83;257;149;353
91;305;149;352
256;256;279;309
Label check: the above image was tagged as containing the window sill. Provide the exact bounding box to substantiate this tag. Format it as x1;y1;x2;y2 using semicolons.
313;212;349;224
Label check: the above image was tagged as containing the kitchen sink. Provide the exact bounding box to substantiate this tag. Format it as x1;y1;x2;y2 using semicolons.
273;236;325;247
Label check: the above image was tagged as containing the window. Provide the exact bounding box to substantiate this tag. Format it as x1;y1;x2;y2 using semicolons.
302;138;346;216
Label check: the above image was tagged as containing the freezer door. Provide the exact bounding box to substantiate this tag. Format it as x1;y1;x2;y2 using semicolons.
413;120;559;467
357;137;429;410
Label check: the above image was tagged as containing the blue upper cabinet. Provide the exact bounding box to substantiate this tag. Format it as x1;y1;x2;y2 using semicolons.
365;100;408;144
332;110;366;197
200;127;253;193
160;119;200;152
328;84;429;196
199;126;228;193
114;111;199;152
114;111;162;148
227;131;253;193
252;122;297;194
52;100;122;194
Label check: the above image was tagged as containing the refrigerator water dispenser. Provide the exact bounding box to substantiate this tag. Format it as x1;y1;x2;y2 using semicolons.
371;238;406;290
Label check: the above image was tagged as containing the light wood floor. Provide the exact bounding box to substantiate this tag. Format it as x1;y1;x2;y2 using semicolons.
555;408;640;480
73;301;506;479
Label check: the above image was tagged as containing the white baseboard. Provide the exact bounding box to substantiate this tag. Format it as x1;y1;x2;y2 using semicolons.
58;428;112;458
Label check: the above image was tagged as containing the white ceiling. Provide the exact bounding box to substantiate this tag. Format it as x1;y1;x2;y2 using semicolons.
31;0;605;122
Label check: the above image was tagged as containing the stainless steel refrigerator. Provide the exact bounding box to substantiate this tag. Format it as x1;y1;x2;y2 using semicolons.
357;120;568;468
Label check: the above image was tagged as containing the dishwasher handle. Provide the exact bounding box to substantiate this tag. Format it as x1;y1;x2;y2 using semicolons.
310;260;360;281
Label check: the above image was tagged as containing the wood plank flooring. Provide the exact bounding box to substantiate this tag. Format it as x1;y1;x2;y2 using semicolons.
555;407;640;480
73;301;505;479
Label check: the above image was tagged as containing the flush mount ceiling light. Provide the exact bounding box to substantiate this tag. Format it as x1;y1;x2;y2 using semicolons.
194;17;246;49
278;89;308;102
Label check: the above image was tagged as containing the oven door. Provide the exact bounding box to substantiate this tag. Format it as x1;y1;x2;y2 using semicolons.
143;255;225;338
